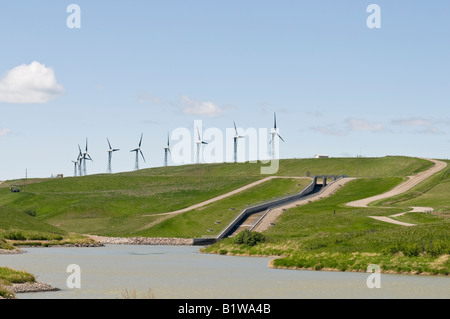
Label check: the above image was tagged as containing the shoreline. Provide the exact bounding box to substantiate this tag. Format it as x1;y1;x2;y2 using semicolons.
10;282;60;294
85;235;194;246
0;248;24;254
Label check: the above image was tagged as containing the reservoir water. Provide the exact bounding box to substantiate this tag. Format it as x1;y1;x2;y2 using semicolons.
1;245;448;299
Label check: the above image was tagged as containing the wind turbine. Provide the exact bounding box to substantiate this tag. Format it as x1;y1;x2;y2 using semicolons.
163;131;171;167
232;121;245;163
107;138;120;174
81;138;93;176
270;113;284;159
195;127;208;164
131;133;145;170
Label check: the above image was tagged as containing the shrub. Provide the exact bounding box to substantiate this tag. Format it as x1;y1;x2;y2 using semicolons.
382;240;450;257
233;230;266;247
24;210;37;217
0;285;15;299
3;231;26;241
218;249;228;255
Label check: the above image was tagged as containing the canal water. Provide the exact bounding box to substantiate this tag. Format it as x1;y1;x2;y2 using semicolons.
1;245;448;299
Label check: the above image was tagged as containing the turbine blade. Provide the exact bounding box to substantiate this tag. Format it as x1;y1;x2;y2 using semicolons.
140;149;146;163
167;131;170;147
274;113;277;129
85;138;88;152
202;141;208;145
277;134;285;143
107;138;112;150
139;133;143;147
233;121;238;135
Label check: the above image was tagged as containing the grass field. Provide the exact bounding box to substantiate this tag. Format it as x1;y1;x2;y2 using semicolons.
132;177;311;238
0;156;432;240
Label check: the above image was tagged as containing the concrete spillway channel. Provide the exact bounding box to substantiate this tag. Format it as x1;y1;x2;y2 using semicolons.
193;175;344;246
227;184;325;237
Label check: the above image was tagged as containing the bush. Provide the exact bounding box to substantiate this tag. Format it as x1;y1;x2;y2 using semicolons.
24;210;37;217
3;231;26;241
233;230;266;247
382;240;450;257
0;285;15;299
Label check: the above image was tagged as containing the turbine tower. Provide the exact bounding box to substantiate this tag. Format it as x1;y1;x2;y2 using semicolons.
77;145;83;176
107;138;120;174
163;131;171;167
131;133;146;170
81;138;93;176
233;121;244;163
72;160;78;177
270;113;284;159
195;127;208;164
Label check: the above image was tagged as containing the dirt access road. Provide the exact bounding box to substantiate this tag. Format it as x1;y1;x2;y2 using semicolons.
347;158;447;226
347;159;447;208
255;158;446;231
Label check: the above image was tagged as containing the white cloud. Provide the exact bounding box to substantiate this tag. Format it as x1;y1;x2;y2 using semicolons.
0;128;11;137
0;61;64;104
345;118;383;132
181;95;222;117
310;118;384;136
138;92;163;104
310;125;346;136
392;117;431;127
391;117;441;134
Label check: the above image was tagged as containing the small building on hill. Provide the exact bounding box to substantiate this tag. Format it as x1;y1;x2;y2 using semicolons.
314;154;329;159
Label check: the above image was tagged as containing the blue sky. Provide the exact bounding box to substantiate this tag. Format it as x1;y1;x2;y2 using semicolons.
0;1;449;180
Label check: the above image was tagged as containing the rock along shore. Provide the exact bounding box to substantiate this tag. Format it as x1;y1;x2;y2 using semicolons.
10;282;60;294
88;235;194;246
0;248;24;254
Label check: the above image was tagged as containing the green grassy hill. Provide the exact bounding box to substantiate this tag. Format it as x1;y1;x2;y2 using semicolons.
0;156;438;241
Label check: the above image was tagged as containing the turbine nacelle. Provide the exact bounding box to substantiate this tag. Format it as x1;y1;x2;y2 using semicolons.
270;113;285;143
233;121;245;139
196;127;208;145
107;138;120;153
